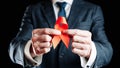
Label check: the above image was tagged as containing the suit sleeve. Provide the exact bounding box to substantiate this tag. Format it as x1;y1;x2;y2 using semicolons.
8;5;35;67
24;40;43;66
91;6;113;68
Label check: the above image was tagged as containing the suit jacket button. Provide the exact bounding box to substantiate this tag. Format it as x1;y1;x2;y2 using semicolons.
59;55;63;58
86;65;90;68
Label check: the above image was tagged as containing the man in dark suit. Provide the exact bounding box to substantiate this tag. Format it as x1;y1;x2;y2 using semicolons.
8;0;113;68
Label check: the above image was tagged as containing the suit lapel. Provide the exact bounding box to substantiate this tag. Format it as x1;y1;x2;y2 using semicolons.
41;0;56;28
67;0;84;29
41;0;84;29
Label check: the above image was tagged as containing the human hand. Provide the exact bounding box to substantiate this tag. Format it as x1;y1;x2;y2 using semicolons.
63;29;92;58
31;28;61;57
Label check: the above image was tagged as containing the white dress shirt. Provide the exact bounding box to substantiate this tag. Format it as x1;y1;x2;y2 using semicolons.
24;0;97;68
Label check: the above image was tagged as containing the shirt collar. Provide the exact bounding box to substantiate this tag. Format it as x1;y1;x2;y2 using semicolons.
52;0;73;5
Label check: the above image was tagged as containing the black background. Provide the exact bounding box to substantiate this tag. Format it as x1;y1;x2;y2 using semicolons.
0;0;119;68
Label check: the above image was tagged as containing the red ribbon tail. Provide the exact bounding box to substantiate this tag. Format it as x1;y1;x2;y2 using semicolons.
61;34;70;48
52;36;61;49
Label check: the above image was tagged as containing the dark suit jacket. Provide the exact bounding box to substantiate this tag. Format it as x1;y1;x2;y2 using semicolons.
8;0;113;68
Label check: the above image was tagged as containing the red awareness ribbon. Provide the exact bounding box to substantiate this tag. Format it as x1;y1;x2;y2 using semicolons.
52;16;70;49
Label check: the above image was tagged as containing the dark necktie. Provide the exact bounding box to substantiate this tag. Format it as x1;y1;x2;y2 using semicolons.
57;2;67;18
52;2;70;49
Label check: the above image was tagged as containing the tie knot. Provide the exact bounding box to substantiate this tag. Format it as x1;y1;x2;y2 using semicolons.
56;2;67;9
56;2;67;17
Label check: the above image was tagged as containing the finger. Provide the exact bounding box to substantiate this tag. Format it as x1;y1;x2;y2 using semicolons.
36;47;51;55
32;41;39;50
43;48;51;53
33;41;51;49
32;35;52;42
37;42;51;48
63;29;91;37
72;42;86;50
73;35;91;44
32;28;61;35
38;35;52;42
72;48;88;57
